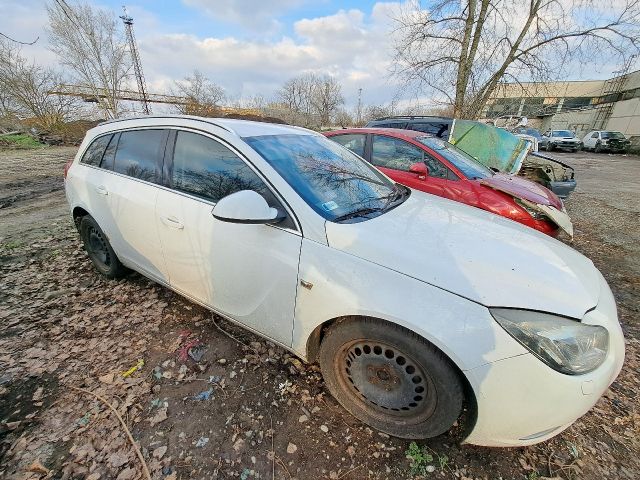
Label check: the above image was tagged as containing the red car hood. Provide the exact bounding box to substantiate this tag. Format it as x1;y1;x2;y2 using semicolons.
480;173;562;209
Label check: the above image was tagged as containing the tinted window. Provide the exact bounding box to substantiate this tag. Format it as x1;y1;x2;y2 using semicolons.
410;122;450;138
329;134;366;157
100;133;119;171
601;131;624;139
113;130;165;182
80;135;112;166
591;132;599;138
371;135;424;171
172;131;269;203
244;134;398;222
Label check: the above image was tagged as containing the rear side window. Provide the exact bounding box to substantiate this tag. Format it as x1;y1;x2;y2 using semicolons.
329;134;366;157
80;135;112;166
410;122;450;138
113;130;165;182
171;131;269;203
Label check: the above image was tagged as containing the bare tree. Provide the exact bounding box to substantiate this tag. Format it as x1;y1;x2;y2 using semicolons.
0;40;80;131
47;1;130;118
172;70;226;116
311;75;345;125
276;73;344;126
393;0;640;119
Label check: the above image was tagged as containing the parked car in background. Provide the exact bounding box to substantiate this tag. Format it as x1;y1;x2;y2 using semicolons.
325;128;571;236
365;116;577;198
512;127;544;151
66;116;624;447
539;130;582;152
582;130;631;153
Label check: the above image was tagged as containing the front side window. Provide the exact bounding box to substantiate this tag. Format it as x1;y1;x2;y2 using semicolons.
371;135;423;171
80;134;112;167
591;132;599;138
113;130;165;182
329;134;366;157
244;134;401;222
417;136;493;180
172;131;269;203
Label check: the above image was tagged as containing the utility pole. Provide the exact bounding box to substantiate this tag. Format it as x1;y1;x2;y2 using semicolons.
357;88;362;125
120;6;151;115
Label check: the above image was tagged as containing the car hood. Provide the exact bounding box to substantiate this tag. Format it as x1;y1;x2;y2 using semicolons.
448;120;530;174
325;191;599;318
554;137;579;141
480;173;563;209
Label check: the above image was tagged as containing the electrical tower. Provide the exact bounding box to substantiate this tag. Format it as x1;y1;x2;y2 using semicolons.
120;6;151;115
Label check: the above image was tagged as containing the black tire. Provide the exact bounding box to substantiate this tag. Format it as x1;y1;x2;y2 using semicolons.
79;215;127;279
318;318;463;439
545;142;554;152
594;142;602;153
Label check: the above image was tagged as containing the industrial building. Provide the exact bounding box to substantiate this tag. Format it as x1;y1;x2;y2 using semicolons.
482;67;640;150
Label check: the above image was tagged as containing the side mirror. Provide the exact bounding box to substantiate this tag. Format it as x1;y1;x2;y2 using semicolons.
408;162;428;178
212;190;285;224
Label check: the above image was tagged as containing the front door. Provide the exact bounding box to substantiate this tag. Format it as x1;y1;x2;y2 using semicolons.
155;129;302;346
370;134;452;197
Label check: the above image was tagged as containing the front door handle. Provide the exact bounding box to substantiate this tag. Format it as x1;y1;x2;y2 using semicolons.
95;185;108;195
161;216;184;229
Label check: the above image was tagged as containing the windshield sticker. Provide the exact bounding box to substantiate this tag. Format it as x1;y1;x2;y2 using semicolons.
321;201;339;212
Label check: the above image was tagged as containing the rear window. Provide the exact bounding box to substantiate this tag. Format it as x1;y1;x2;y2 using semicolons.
113;130;165;182
80;135;112;167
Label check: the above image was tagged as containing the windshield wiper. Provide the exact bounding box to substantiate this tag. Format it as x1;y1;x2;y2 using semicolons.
333;206;386;222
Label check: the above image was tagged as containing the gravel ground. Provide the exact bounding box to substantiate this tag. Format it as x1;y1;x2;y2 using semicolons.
0;146;638;480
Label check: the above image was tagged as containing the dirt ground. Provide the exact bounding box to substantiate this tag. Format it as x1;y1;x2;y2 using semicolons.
0;146;638;480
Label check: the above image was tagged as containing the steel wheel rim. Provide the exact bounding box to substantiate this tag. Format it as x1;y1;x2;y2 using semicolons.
87;226;111;267
335;339;437;422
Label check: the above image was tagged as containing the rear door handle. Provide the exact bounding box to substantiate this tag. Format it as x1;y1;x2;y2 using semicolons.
161;216;184;229
95;185;108;195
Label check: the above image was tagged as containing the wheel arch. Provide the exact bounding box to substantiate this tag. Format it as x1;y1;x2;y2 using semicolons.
72;206;90;231
306;314;478;436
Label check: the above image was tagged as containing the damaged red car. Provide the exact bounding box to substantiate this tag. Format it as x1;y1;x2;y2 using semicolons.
325;128;572;237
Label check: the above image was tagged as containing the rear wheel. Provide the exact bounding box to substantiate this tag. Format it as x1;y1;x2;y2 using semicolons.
79;216;127;279
318;318;463;439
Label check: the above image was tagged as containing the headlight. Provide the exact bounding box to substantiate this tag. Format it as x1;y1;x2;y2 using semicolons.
491;308;609;375
514;199;547;220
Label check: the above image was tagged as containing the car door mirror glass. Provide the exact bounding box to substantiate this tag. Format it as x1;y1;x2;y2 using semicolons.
212;190;285;224
409;162;428;177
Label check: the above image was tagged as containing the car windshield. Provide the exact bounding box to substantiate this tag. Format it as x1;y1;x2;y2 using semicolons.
552;130;574;137
244;134;402;222
416;136;493;180
601;131;625;139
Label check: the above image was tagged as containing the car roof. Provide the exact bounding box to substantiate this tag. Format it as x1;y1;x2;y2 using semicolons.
96;115;315;138
368;116;453;123
326;127;428;140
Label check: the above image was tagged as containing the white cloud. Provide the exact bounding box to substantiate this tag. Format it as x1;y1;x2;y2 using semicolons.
182;0;302;31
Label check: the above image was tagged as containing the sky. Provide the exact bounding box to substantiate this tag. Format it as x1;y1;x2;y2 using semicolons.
0;0;632;112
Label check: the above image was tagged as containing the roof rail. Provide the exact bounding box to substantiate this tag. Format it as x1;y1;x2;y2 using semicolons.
372;115;452;121
98;114;234;133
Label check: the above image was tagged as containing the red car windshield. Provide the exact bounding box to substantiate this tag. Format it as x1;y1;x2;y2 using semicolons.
416;136;494;180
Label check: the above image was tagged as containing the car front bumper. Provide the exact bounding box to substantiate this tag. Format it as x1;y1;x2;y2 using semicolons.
549;179;577;199
462;271;625;447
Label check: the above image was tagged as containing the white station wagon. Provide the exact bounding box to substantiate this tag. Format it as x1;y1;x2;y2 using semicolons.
64;116;624;447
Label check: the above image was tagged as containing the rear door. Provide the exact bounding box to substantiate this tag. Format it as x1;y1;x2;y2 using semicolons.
155;129;302;346
99;129;170;282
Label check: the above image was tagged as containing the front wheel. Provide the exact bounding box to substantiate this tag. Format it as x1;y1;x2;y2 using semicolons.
80;215;127;279
594;142;602;153
318;318;464;439
545;142;554;152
